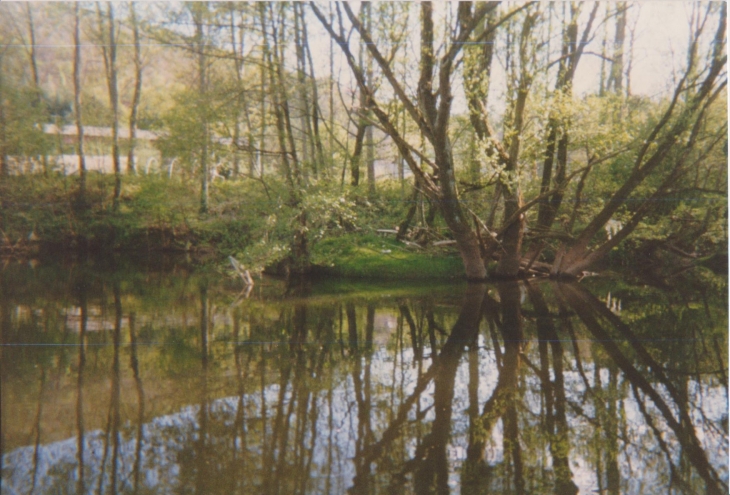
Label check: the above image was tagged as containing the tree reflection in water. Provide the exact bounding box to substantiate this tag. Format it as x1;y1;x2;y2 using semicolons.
0;265;727;494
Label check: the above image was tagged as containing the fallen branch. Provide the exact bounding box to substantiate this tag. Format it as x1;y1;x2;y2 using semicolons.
229;256;255;287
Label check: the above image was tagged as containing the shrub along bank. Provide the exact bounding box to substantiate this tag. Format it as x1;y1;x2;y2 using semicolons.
1;174;725;281
0;174;462;279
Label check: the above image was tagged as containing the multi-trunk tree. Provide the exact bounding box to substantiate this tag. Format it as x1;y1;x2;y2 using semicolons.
314;1;727;279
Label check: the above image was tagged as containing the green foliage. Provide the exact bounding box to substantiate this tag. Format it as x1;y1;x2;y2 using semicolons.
1;84;50;157
157;90;208;169
0;168;464;281
300;186;359;241
128;176;197;229
228;182;359;272
312;233;463;279
79;94;114;127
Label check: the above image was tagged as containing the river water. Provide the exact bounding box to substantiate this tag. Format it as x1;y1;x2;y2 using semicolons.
1;258;727;494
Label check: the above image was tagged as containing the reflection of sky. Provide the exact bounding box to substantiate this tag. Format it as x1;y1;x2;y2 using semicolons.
3;330;727;494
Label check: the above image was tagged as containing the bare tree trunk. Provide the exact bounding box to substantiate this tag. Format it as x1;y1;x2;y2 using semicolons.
365;121;375;194
266;3;298;189
108;6;120;200
0;53;7;178
423;3;487;280
626;11;638;97
261;4;289;182
97;2;121;210
301;7;325;175
192;4;209;214
229;4;243;177
294;3;314;183
495;11;537;277
350;5;369;188
535;6;576;232
398;103;405;186
599;4;609;97
328;5;335;172
607;3;626;94
274;5;309;273
239;39;256;182
350;123;365;187
24;5;50;176
73;4;86;205
364;3;375;197
258;10;267;179
396;184;419;241
24;4;40;93
262;3;308;273
127;2;142;175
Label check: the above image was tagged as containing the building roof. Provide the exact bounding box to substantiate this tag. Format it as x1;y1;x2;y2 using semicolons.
43;124;161;141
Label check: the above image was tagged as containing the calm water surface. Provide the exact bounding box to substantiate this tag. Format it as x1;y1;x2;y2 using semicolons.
1;259;727;494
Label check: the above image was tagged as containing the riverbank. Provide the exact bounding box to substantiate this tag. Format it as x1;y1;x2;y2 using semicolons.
2;174;725;281
0;174;465;280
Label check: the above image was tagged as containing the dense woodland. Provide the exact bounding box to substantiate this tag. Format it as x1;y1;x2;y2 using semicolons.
0;2;726;280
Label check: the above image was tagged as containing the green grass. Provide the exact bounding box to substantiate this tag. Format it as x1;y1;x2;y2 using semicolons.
312;233;464;280
1;174;468;281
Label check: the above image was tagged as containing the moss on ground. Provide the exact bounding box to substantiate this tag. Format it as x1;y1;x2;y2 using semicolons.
312;234;464;280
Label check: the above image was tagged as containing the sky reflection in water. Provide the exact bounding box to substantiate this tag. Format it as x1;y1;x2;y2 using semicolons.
1;262;727;494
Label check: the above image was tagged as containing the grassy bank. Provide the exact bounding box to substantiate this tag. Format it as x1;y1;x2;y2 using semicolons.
311;234;463;280
0;173;465;280
7;173;718;283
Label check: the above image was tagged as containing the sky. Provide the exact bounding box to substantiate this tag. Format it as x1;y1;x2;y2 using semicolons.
1;1;720;122
299;1;718;120
573;1;696;97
